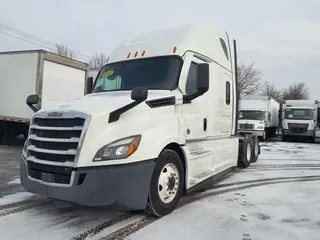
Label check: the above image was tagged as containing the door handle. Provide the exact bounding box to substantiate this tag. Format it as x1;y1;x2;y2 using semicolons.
203;118;207;131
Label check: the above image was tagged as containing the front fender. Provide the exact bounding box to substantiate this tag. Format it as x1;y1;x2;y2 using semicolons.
76;114;181;167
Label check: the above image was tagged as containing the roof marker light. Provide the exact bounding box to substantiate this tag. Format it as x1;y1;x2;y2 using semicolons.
173;47;177;53
141;50;146;56
106;57;110;63
134;51;139;57
127;52;131;58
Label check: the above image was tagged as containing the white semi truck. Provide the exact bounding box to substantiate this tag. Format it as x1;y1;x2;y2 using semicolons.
0;50;91;143
20;24;260;217
238;96;280;141
282;100;319;142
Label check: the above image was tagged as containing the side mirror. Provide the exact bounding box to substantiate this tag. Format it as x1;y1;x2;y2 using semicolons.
131;87;148;102
26;94;40;112
196;63;209;94
86;77;93;95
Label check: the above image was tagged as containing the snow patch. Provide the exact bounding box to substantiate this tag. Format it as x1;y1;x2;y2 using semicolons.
0;192;34;206
8;178;21;185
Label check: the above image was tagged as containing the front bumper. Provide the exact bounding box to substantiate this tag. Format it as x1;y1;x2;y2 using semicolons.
20;157;155;210
238;130;264;137
282;129;315;137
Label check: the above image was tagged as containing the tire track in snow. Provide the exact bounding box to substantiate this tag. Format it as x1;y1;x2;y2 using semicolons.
71;175;320;240
238;167;320;172
250;164;320;168
98;176;320;240
0;197;55;217
70;212;134;240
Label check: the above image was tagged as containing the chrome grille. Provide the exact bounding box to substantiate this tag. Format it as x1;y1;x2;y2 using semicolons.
239;123;254;130
288;123;309;133
26;111;89;168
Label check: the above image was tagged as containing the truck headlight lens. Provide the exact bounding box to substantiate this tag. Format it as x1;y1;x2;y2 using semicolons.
257;126;264;129
93;135;141;161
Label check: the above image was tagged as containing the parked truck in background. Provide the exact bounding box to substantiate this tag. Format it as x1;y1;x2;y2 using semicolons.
282;100;319;142
87;68;100;82
238;96;280;141
0;50;90;143
20;24;260;218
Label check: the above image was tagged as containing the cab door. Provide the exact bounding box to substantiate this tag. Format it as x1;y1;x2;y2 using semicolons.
180;52;213;185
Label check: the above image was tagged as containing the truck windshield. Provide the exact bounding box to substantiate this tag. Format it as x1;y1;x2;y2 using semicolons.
284;108;313;120
239;110;264;120
92;56;182;93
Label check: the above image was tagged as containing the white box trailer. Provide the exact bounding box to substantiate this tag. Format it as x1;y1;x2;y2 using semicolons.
87;68;100;81
282;100;319;142
0;50;90;143
238;96;280;141
21;24;261;218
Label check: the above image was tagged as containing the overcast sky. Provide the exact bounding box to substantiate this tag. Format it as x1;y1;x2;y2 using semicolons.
1;0;319;99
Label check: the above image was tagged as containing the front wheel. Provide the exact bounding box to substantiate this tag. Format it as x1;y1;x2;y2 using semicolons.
238;135;253;168
251;135;260;163
145;149;184;217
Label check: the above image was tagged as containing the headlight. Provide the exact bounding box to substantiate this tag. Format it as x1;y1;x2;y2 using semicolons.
93;135;141;161
257;126;264;129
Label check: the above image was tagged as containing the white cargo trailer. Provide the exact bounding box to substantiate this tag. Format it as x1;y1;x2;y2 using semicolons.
21;24;261;218
0;50;90;143
282;100;319;142
87;68;100;82
238;96;280;141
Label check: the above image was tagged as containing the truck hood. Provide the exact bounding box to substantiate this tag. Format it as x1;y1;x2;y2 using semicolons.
45;90;174;115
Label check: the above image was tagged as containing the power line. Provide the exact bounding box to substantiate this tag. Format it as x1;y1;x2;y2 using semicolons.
0;24;92;61
0;24;92;59
0;30;56;52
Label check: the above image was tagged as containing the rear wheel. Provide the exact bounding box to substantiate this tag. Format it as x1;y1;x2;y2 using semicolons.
282;135;289;142
238;135;253;168
145;149;184;217
251;135;260;163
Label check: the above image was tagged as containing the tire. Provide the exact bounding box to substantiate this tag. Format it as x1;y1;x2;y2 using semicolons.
282;135;289;142
251;135;259;163
238;135;253;168
145;149;184;217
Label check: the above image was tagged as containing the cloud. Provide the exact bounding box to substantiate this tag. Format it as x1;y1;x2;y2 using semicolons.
0;0;319;98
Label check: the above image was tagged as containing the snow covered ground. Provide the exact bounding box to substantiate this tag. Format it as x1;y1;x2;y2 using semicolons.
0;139;319;240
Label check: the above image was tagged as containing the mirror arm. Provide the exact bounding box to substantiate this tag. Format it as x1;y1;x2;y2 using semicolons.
108;99;145;123
183;92;203;104
27;104;39;113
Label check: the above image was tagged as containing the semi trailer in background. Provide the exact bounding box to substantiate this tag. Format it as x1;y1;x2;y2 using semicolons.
281;100;319;142
87;68;100;82
0;50;90;143
21;24;261;218
238;96;280;141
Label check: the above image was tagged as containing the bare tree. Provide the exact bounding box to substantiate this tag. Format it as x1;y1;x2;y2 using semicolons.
55;43;76;59
261;82;282;103
281;82;309;100
237;63;265;97
89;52;107;68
